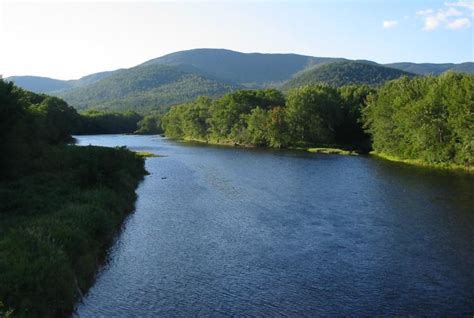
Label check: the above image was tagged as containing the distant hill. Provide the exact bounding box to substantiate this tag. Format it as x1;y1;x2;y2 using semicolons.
5;76;72;93
6;49;473;111
143;48;345;86
386;62;474;75
70;70;118;87
281;61;414;89
54;63;238;111
6;71;116;94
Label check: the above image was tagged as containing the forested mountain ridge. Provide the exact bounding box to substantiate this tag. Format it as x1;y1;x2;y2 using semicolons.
54;63;238;111
385;62;474;75
5;76;72;93
6;49;473;112
142;48;345;86
6;70;117;94
281;61;414;89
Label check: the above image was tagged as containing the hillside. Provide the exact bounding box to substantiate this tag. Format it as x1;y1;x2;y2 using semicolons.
5;75;72;93
6;71;116;93
386;62;474;75
55;63;238;111
70;70;118;87
143;48;344;86
281;61;414;89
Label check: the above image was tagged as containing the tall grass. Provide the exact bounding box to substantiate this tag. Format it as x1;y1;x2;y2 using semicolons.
0;145;146;317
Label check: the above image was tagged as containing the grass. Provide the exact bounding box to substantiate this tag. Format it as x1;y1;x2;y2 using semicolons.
134;151;160;158
306;147;358;155
0;145;147;317
178;137;360;156
371;151;474;172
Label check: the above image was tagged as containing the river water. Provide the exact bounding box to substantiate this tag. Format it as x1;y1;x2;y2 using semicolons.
74;134;473;317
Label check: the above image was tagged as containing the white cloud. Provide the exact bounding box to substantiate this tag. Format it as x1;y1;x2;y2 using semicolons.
417;9;434;16
416;1;472;30
447;17;472;28
445;1;474;13
383;20;398;28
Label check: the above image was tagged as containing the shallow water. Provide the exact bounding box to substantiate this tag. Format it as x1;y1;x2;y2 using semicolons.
74;135;474;317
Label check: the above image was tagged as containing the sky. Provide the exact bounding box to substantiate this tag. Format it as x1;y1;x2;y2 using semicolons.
0;0;473;80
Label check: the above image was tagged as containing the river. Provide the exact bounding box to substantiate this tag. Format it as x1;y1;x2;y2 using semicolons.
74;134;474;316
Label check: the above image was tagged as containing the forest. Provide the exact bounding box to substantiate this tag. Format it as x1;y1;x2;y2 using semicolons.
0;80;147;317
363;72;473;167
281;61;412;89
55;63;237;112
161;72;473;168
161;86;372;151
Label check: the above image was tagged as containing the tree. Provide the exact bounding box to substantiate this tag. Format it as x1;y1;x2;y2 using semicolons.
267;106;290;148
285;85;341;145
336;85;374;148
244;107;270;146
31;97;81;144
135;113;162;134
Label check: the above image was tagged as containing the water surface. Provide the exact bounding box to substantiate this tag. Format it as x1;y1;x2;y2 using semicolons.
74;135;474;317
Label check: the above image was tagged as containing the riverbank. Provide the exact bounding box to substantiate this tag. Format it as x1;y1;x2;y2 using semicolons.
179;137;359;156
304;147;358;155
0;145;147;317
371;152;474;173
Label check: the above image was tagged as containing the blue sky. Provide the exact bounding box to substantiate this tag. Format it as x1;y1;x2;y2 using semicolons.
1;0;473;79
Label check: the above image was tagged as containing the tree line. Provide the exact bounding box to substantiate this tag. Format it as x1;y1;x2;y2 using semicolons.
363;72;473;167
161;72;473;168
0;80;160;154
161;86;372;151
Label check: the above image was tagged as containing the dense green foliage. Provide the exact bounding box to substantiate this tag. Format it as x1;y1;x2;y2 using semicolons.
0;80;146;317
162;72;473;168
76;110;143;134
0;82;80;177
162;87;371;150
55;64;237;111
363;72;473;167
0;146;145;317
282;61;413;89
135;113;163;134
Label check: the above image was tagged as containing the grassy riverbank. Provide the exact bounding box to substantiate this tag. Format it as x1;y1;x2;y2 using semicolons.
306;147;358;155
0;145;146;317
179;137;358;156
371;152;474;172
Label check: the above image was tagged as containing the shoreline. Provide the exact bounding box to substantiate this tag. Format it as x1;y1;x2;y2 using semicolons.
171;136;473;172
370;151;474;173
178;137;359;156
0;146;147;317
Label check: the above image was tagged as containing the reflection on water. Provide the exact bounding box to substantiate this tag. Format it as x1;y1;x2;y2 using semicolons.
74;135;474;317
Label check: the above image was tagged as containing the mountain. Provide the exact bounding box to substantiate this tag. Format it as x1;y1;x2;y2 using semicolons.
143;48;345;86
5;76;72;93
70;70;118;87
6;71;116;94
6;49;473;112
386;62;474;75
281;61;414;89
54;63;238;111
